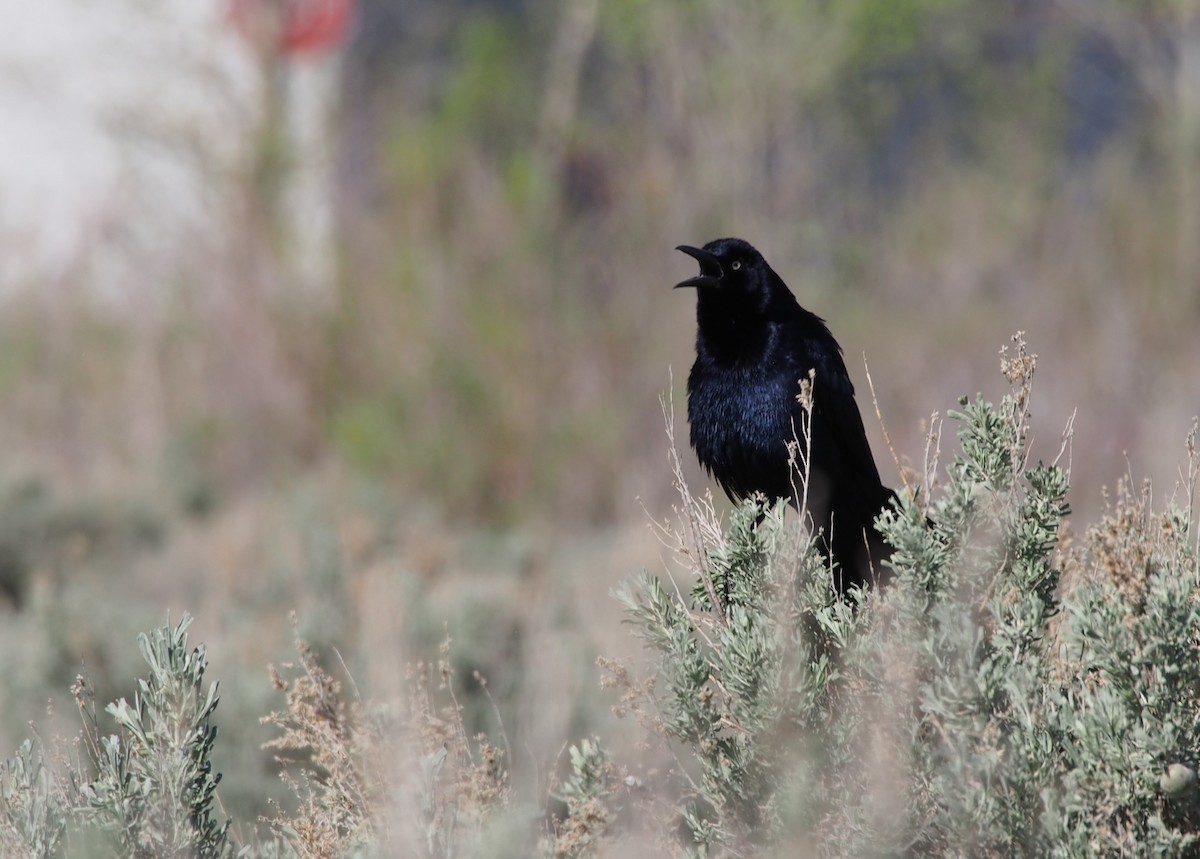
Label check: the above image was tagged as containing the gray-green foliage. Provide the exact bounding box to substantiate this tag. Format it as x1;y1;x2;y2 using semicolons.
1043;542;1200;855
1;739;67;859
77;614;234;858
557;738;609;817
616;494;837;852
0;613;241;859
544;737;613;859
3;341;1200;858
617;340;1200;856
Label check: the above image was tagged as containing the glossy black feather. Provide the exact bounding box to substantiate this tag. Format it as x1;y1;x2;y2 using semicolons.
677;238;895;594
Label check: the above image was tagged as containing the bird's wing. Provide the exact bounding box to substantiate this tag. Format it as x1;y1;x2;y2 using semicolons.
815;382;886;489
799;337;887;491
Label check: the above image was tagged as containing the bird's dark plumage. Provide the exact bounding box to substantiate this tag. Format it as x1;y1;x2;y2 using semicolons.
676;238;896;594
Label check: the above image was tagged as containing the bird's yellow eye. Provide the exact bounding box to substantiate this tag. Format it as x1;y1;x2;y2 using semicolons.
731;260;742;270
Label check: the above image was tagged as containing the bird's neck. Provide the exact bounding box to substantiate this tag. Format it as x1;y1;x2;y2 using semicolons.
695;293;773;367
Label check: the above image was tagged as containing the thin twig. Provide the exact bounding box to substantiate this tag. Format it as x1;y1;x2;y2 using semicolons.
472;670;512;774
1053;408;1077;481
331;646;362;704
923;411;943;520
661;377;726;620
1187;418;1200;575
864;353;913;498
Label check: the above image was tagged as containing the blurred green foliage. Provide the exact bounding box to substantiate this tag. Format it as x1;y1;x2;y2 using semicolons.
313;0;1196;525
4;0;1195;526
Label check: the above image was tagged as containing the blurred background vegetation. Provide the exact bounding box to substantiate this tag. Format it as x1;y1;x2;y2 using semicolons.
1;0;1198;831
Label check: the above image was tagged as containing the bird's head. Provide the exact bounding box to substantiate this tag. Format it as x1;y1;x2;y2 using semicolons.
675;238;779;311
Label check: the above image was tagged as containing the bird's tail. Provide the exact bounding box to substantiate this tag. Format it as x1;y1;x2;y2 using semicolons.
827;485;898;595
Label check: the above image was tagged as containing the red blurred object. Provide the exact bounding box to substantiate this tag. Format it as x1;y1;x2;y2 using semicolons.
229;0;355;56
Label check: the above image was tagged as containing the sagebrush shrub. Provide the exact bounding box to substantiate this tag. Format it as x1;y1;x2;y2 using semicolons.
3;336;1198;859
610;335;1200;857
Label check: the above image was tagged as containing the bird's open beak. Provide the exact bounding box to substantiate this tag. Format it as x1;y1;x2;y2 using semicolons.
674;245;723;288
